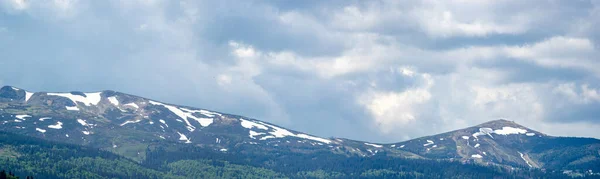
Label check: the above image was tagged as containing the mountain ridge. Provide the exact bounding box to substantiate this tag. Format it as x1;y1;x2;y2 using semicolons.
1;85;599;177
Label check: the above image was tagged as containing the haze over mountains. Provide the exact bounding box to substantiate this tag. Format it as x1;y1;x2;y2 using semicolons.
0;85;598;178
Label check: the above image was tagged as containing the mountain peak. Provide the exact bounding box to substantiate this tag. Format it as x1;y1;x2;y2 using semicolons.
476;119;524;128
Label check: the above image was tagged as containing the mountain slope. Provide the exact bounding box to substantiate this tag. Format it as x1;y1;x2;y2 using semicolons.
393;119;600;172
1;85;599;178
0;86;352;161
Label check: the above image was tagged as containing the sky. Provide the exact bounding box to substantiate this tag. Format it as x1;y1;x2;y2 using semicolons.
1;0;599;143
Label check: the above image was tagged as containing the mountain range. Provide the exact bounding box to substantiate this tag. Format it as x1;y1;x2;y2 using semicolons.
0;85;598;178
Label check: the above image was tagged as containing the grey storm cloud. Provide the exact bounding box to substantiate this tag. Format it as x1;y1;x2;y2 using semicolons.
1;0;599;142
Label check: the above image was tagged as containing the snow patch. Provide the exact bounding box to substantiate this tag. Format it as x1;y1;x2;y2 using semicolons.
400;145;405;148
462;136;470;140
473;127;530;138
25;91;34;102
150;101;214;131
159;119;169;127
471;154;483;159
77;119;88;126
120;119;143;126
519;152;533;168
39;117;51;121
472;128;494;139
256;121;331;144
66;106;79;111
108;96;119;106
47;92;102;106
424;140;435;146
240;118;268;130
124;103;139;109
15;115;31;120
474;143;480;148
494;127;527;135
526;133;535;136
199;110;222;117
364;143;383;148
36;128;46;133
82;131;90;135
260;136;275;140
48;122;63;129
296;134;331;144
220;149;228;152
177;131;191;143
180;108;214;127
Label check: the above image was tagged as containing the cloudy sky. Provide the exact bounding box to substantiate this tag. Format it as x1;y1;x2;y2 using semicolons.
1;0;599;142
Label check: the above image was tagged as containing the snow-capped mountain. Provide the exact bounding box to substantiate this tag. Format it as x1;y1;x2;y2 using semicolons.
0;86;598;173
392;119;600;171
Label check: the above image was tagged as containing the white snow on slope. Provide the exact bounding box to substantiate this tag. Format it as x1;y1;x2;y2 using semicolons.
473;126;530;138
364;143;383;148
47;92;102;106
15;115;31;120
66;106;79;111
462;136;470;140
296;134;331;144
25;91;34;102
82;131;90;135
424;140;435;146
494;127;527;135
120;119;143;126
48;122;63;129
159;119;169;127
36;128;46;133
526;133;535;136
39;117;51;121
180;108;215;126
471;154;483;158
124;103;139;109
248;131;265;139
108;96;119;106
472;126;535;138
256;121;332;144
150;101;214;131
77;119;88;126
198;110;222;117
260;136;275;140
474;143;480;148
473;128;494;139
519;152;533;168
240;118;268;130
177;131;191;143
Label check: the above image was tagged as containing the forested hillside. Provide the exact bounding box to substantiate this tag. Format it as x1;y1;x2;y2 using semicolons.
0;131;581;179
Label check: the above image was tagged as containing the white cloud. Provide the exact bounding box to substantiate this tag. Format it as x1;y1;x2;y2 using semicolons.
359;70;434;133
216;74;232;87
9;0;27;10
554;83;600;104
1;0;600;142
505;36;596;69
